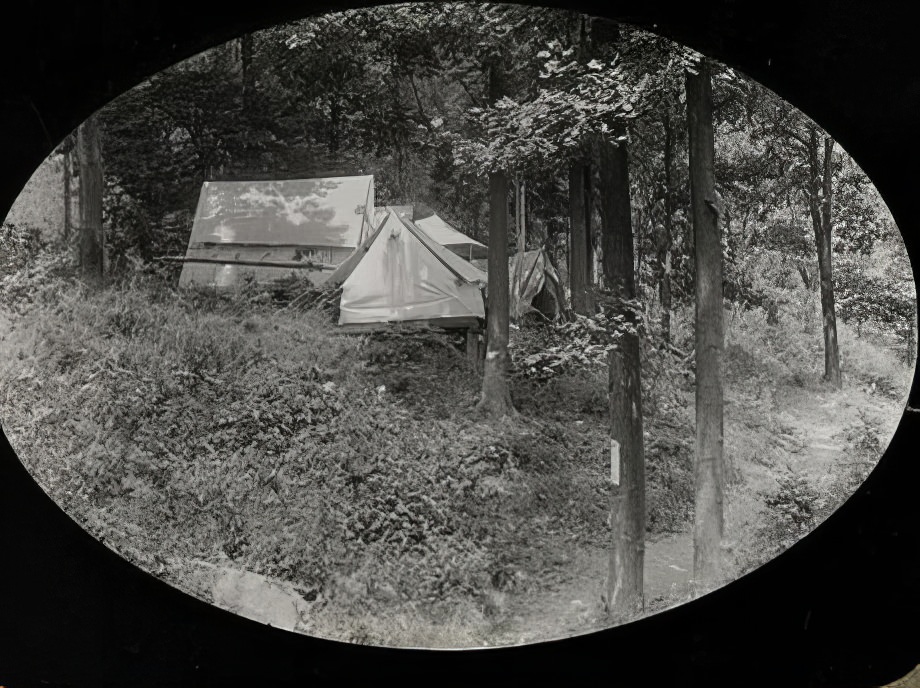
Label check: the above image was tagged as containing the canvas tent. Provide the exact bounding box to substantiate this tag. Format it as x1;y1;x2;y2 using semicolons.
413;211;488;261
178;175;375;289
372;205;413;228
472;249;564;320
369;204;486;262
326;207;487;329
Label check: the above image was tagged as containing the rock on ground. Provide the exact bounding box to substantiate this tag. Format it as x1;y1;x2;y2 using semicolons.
211;565;310;631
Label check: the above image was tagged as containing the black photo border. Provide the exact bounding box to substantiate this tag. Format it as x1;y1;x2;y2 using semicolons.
1;1;918;687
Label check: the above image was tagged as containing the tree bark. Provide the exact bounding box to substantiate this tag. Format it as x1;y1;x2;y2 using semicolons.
686;60;724;589
466;329;483;374
659;115;674;343
569;162;593;315
511;178;527;322
569;13;594;316
519;180;526;256
796;262;813;290
585;164;595;286
599;134;645;620
62;134;73;243
907;312;917;366
240;33;254;111
76;115;104;285
806;128;842;388
476;57;515;418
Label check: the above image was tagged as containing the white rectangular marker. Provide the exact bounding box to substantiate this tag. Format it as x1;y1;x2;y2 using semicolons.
610;439;620;485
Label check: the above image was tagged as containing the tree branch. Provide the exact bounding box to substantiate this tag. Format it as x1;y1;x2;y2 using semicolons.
455;74;484;108
407;73;433;132
784;123;811;152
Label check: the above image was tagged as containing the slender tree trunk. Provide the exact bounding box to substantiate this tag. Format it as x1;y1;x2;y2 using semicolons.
476;58;515;418
517;180;527;319
569;163;592;315
240;33;253;112
512;179;519;320
585;164;594;286
329;102;340;155
807;129;842;388
519;180;526;256
567;12;594;316
599;135;645;620
686;60;724;589
796;262;813;290
62;135;73;242
511;178;524;321
659;115;674;343
907;312;917;366
76;115;104;285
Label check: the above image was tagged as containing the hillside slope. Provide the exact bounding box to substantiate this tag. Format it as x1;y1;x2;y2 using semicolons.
0;275;910;647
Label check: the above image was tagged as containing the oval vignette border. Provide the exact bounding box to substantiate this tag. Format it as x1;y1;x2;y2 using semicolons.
0;1;918;687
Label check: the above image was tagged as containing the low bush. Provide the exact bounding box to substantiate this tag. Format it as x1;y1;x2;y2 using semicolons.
5;279;687;627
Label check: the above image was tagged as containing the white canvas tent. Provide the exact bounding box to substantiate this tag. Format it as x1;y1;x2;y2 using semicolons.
472;249;564;320
413;211;488;261
178;175;375;288
326;207;487;329
369;204;486;261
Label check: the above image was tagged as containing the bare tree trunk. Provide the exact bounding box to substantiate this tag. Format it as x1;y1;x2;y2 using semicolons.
476;58;515;418
62;134;73;243
795;262;813;290
511;178;526;321
569;163;592;315
585;164;594;286
905;316;915;366
659;115;674;343
240;33;254;111
519;180;526;256
466;329;483;374
686;60;724;589
599;135;645;620
76;115;104;286
806;129;842;388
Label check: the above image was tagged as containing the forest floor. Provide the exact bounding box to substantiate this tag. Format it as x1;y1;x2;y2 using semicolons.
0;275;911;648
482;368;902;646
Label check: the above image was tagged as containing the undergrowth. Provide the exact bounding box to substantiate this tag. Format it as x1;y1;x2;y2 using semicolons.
0;248;910;645
0;269;699;638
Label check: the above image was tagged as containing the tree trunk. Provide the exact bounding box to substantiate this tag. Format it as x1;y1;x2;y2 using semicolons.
466;329;483;374
686;60;724;589
76;115;104;285
796;262;813;290
329;101;340;155
907;312;917;366
511;178;526;321
240;33;254;111
599;135;645;620
62;134;73;243
585;164;594;286
518;180;527;319
569;162;592;315
477;171;515;417
807;128;842;388
659;115;674;343
476;57;515;418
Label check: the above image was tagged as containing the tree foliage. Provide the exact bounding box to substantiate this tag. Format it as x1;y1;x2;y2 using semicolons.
67;1;911;357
